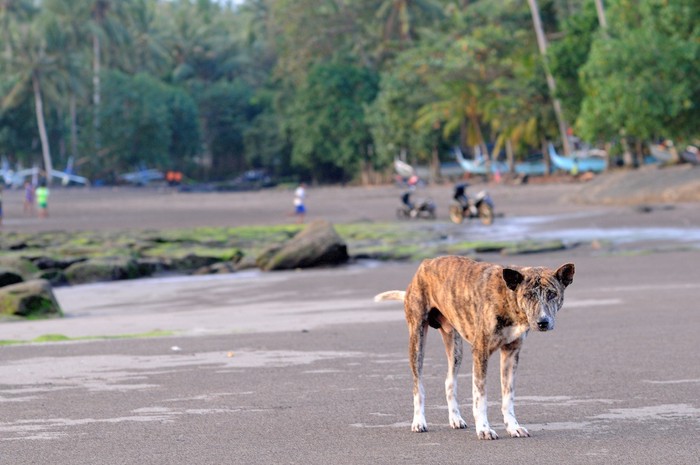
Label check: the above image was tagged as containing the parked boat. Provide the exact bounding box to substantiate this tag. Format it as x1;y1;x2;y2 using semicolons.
681;146;700;165
1;158;89;187
548;144;607;173
454;147;547;176
649;143;699;165
648;143;675;163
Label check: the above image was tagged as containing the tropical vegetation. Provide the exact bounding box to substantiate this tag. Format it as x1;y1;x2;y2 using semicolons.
1;0;697;184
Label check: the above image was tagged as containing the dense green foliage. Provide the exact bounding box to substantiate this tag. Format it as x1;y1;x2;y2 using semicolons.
0;0;697;184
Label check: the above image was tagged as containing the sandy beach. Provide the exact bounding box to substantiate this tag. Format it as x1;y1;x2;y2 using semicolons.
2;171;700;464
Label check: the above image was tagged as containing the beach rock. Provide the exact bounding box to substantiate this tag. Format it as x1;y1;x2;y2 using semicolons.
193;262;237;275
0;279;63;319
64;257;153;284
36;269;70;287
256;220;349;271
234;255;259;271
169;253;222;272
30;256;87;270
136;257;168;275
500;240;567;256
0;268;24;288
0;256;40;279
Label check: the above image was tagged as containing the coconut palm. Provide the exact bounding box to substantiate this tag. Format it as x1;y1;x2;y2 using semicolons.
376;0;443;44
1;11;63;181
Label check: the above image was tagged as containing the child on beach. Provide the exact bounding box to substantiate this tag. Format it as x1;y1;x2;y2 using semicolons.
23;180;35;215
293;182;306;223
35;180;49;218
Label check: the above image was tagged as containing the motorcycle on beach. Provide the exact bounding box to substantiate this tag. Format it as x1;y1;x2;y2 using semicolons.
397;190;437;220
448;182;495;225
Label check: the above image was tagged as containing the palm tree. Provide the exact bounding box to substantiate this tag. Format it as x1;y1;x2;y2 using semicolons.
1;0;35;57
42;0;91;163
57;0;136;158
526;0;572;155
1;14;62;182
376;0;443;44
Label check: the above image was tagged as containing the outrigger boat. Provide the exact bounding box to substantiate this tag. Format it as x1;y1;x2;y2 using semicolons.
548;143;607;173
454;147;547;176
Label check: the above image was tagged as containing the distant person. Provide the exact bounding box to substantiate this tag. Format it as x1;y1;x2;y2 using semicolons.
571;158;580;177
293;182;307;223
35;180;49;218
23;180;35;215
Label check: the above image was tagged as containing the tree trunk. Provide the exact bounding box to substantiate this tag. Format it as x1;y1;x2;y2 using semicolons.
431;145;440;183
621;137;633;167
542;137;552;174
32;72;53;184
70;93;79;160
594;0;608;35
506;139;515;174
92;32;101;156
527;0;572;156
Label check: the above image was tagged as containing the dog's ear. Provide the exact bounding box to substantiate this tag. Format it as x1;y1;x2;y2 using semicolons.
556;263;575;287
502;268;524;291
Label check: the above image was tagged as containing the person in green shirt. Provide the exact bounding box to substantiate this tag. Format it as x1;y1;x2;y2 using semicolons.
35;180;49;218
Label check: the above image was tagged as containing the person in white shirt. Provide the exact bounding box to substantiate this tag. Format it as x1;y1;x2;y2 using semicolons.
293;182;306;223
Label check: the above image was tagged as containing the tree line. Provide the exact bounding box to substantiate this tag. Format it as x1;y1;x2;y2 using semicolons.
1;0;697;185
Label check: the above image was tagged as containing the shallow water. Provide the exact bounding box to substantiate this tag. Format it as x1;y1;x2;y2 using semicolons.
446;212;700;247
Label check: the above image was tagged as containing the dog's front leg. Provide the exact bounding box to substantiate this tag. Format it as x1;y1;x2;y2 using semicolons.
472;350;498;440
500;343;531;438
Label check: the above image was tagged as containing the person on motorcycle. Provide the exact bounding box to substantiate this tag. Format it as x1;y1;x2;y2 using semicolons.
401;191;415;210
453;182;470;208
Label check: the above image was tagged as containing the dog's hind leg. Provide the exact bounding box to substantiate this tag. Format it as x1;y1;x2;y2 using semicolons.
440;327;468;429
500;342;531;438
408;319;429;432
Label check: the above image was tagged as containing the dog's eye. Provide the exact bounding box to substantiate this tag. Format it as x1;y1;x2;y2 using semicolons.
546;290;557;301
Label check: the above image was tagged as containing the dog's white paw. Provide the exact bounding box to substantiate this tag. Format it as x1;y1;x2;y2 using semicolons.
507;426;531;438
412;417;428;433
449;415;468;429
476;427;499;440
411;422;428;433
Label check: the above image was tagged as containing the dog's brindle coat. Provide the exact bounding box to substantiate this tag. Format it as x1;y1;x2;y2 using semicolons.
375;256;574;439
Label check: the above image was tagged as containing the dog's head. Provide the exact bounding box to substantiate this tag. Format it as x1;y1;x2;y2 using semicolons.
502;263;575;332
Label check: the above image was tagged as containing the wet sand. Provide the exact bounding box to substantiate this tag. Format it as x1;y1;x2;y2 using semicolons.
1;177;698;341
0;178;631;233
2;175;696;233
2;177;700;464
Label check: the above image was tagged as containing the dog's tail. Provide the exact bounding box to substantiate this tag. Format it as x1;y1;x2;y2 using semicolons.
373;290;406;302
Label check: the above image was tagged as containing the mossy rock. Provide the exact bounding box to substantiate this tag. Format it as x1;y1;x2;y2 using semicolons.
256;220;349;271
0;268;24;288
193;262;238;275
36;269;69;287
29;256;87;270
0;279;63;319
64;257;153;284
169;253;223;272
0;256;39;279
500;240;567;256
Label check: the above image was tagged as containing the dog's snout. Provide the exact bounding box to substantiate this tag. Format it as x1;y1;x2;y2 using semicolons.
537;319;550;331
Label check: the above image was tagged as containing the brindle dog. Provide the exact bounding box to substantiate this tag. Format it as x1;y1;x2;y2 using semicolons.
374;256;575;439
